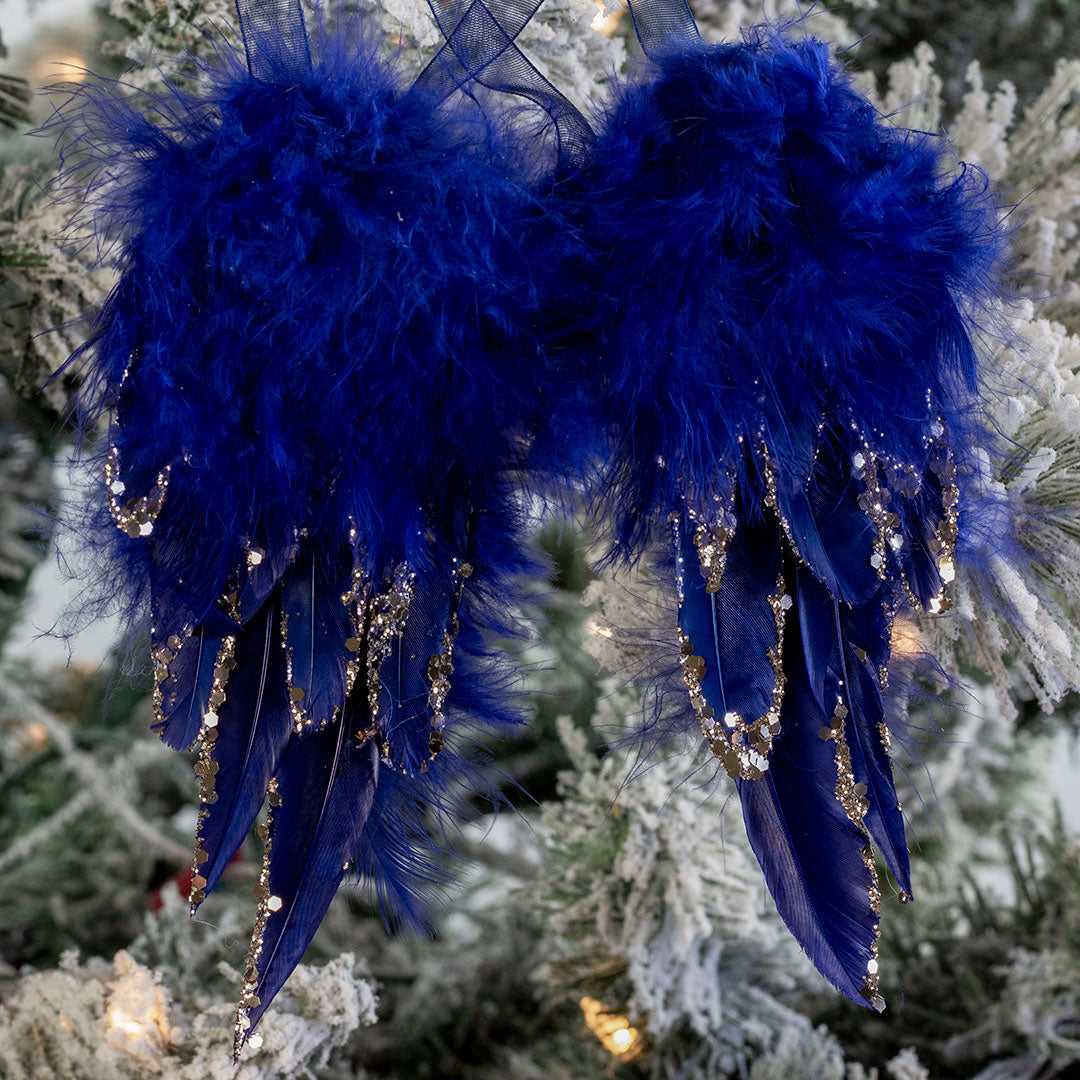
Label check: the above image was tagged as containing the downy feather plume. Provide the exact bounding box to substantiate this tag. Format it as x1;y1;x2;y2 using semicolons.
583;12;1010;1010
51;4;577;1051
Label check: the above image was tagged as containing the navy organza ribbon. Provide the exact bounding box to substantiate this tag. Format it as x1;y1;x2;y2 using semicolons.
234;0;312;81
414;0;593;170
625;0;701;57
233;0;592;171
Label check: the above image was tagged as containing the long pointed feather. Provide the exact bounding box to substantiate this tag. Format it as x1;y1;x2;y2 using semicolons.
796;569;912;894
280;546;355;731
836;600;912;895
892;463;948;609
738;605;883;1008
676;503;782;728
768;431;880;608
235;534;298;624
152;624;224;751
192;595;293;902
236;704;379;1051
796;564;835;714
381;563;458;775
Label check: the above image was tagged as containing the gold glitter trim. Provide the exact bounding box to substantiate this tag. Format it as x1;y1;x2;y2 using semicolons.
342;564;371;701
692;506;736;594
233;778;280;1060
760;447;814;573
151;629;188;736
424;560;473;765
680;573;790;781
188;624;239;910
105;443;170;539
854;448;901;585
280;611;306;733
819;696;886;1012
366;565;415;731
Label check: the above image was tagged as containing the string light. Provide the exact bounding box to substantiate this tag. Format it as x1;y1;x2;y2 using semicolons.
890;616;925;660
580;996;644;1060
34;55;87;84
590;0;625;35
107;1006;145;1039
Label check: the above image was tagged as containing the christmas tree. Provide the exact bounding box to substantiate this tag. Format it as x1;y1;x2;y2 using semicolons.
3;1;1080;1077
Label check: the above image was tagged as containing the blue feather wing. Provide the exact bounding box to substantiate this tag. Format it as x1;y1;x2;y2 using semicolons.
738;606;883;1008
236;704;379;1052
192;595;294;903
280;546;355;731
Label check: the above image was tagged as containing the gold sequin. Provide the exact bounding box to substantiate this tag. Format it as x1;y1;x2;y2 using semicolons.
854;448;900;585
105;443;170;539
692;512;735;594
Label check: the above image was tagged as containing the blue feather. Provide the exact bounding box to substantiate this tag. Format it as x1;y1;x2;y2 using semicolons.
795;565;912;895
152;624;226;751
55;12;558;1031
738;606;883;1009
237;704;379;1053
192;596;293;903
379;562;458;776
839;620;912;896
769;428;880;609
584;18;1008;1006
280;545;355;731
675;498;782;732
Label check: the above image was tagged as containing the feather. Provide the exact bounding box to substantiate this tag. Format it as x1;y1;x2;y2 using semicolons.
191;596;294;906
152;623;228;751
767;428;881;610
739;602;884;1010
674;497;785;778
56;8;565;1033
235;704;379;1054
378;557;467;776
839;616;912;896
797;562;912;895
237;532;299;624
279;545;356;731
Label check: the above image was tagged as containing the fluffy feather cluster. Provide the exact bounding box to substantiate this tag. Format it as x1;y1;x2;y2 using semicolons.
67;22;567;599
585;26;1005;550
